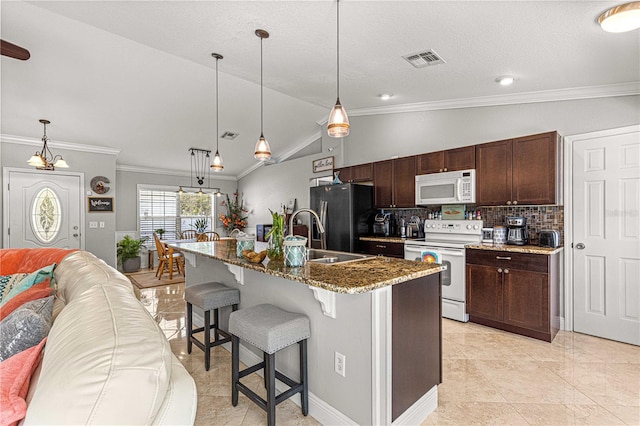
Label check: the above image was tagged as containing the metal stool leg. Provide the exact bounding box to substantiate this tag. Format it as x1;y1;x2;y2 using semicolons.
204;309;211;371
300;339;308;415
266;352;276;426
186;302;193;354
214;308;220;342
231;335;240;406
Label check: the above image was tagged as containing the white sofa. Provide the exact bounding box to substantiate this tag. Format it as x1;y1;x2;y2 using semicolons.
24;250;197;425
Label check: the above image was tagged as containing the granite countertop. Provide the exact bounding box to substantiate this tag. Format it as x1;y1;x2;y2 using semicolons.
360;236;408;244
169;240;443;294
466;244;564;255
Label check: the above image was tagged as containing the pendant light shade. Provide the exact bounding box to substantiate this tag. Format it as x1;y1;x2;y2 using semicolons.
599;2;640;32
210;53;224;172
327;0;350;138
254;29;272;161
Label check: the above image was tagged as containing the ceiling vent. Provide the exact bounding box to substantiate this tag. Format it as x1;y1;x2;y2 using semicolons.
402;49;446;68
220;131;239;140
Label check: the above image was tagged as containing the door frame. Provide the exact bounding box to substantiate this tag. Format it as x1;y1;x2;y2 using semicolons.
2;167;86;249
563;124;640;333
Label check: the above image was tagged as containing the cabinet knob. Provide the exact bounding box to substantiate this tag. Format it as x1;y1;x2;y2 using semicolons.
506;201;512;205
513;201;518;205
444;168;448;172
497;268;503;273
504;269;509;274
439;168;443;172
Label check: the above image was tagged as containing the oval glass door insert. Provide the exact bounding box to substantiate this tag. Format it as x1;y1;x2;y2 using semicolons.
31;187;62;243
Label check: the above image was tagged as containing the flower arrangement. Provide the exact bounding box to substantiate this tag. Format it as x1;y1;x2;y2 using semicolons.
220;192;248;233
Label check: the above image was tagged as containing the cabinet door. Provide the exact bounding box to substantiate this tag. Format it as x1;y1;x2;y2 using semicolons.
361;240;404;258
503;269;549;333
373;160;394;208
466;264;503;322
334;167;353;183
416;151;444;174
351;163;373;182
476;139;513;206
393;156;417;208
512;132;557;205
444;146;476;171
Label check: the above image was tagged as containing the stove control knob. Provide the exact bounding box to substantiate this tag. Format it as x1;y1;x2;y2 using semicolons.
466;225;472;230
473;225;480;230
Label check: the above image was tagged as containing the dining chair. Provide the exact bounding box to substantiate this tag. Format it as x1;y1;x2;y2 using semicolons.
153;232;185;280
197;231;221;242
180;230;197;240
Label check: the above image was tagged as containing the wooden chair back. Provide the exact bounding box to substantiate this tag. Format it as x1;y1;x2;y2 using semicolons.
197;231;220;242
153;232;167;257
180;230;197;240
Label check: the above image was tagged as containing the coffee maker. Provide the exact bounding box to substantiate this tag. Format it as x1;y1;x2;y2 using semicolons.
506;216;528;245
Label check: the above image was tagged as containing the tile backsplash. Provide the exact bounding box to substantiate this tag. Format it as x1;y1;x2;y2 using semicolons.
383;205;565;246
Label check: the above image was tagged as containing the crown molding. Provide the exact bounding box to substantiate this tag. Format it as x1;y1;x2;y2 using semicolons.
116;163;238;181
316;82;640;125
1;134;121;156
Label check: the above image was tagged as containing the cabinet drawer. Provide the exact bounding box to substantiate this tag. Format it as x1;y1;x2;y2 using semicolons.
466;249;548;273
361;240;404;258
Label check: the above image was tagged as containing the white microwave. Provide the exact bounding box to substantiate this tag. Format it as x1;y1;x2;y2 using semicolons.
415;169;476;206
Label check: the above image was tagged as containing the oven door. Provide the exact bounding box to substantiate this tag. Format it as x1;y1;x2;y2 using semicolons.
404;244;451;289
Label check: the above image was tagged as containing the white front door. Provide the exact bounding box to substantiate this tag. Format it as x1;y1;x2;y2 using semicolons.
3;168;83;249
572;128;640;346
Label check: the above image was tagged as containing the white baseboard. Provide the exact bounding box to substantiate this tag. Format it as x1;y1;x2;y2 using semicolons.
223;342;358;425
392;385;438;426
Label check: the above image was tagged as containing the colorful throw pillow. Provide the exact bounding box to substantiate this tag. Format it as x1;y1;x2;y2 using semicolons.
0;296;53;362
0;264;56;307
0;337;47;426
0;274;28;304
0;281;53;322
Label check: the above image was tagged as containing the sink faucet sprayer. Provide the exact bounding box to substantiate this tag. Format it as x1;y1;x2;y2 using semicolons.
289;208;326;250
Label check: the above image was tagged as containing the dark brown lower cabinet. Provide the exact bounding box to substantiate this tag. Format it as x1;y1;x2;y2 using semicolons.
360;240;404;258
466;248;560;342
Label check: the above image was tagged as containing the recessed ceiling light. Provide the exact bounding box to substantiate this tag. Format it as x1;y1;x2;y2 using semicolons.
378;93;393;100
495;76;516;86
598;1;640;33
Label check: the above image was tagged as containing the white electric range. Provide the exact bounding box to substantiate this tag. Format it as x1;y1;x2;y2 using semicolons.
404;219;483;322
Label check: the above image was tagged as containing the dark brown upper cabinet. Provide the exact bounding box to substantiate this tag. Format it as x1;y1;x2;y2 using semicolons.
334;163;373;183
373;156;416;208
416;146;476;175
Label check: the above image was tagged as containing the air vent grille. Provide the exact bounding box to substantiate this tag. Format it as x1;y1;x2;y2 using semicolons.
221;131;239;140
402;49;446;68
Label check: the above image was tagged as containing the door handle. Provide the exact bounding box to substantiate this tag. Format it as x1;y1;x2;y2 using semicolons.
575;243;586;250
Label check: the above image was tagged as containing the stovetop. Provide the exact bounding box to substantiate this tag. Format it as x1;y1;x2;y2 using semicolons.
404;219;483;248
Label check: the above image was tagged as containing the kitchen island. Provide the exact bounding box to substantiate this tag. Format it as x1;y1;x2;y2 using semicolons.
170;240;443;425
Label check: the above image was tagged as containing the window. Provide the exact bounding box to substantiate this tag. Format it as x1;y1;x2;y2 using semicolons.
31;187;62;243
138;185;215;244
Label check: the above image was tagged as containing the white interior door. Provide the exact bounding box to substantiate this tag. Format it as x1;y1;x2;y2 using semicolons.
572;129;640;346
3;168;83;249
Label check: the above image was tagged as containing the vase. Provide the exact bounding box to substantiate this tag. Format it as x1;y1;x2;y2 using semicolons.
267;234;284;261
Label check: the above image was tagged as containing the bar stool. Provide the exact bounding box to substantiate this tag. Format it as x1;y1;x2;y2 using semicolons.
185;282;240;371
229;304;310;426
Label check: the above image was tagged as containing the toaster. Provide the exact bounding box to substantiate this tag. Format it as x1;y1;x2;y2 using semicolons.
538;230;560;248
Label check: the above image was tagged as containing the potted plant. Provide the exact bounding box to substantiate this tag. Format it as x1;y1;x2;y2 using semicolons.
193;217;209;234
155;228;165;238
117;235;148;273
265;207;286;261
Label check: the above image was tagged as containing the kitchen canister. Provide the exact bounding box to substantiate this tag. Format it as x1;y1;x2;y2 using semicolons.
493;226;507;245
235;231;255;258
283;235;308;267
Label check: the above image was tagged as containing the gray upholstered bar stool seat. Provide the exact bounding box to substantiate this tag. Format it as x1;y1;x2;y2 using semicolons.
229;304;310;426
185;282;240;371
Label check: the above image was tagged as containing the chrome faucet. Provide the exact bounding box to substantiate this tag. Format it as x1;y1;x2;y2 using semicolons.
289;208;326;249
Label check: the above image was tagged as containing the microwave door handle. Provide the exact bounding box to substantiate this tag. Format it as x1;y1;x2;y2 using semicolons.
456;178;463;202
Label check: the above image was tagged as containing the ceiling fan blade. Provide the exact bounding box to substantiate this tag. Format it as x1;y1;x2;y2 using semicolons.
1;39;30;61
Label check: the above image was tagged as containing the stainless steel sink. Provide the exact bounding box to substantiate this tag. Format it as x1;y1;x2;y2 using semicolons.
307;249;372;265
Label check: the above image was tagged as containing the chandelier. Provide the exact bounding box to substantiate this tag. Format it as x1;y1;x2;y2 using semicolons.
27;119;70;170
179;148;222;195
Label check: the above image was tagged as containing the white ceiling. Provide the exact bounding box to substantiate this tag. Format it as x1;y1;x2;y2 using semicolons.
1;1;639;177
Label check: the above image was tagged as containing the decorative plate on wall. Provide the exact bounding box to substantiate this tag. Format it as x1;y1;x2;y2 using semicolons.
90;176;110;194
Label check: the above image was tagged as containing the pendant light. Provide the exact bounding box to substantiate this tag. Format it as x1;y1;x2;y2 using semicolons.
210;53;224;172
327;0;350;138
27;119;70;170
254;29;272;161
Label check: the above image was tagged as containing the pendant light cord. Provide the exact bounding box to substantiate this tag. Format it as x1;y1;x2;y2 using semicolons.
215;56;219;152
260;36;264;135
336;0;340;99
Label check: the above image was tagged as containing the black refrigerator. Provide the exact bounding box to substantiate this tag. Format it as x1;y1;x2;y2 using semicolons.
309;183;374;253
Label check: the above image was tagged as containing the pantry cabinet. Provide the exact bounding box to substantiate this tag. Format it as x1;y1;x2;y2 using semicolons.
334;163;373;183
465;248;560;342
475;131;560;206
416;146;476;174
373;156;416;208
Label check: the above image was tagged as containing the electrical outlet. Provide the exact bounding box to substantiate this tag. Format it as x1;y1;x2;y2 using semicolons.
334;352;346;377
89;221;98;229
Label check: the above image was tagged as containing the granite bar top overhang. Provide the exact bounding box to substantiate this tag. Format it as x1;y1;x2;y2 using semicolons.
360;236;409;244
169;240;443;294
466;244;564;255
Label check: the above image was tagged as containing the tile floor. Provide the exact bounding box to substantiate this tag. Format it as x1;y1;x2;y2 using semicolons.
136;283;640;425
